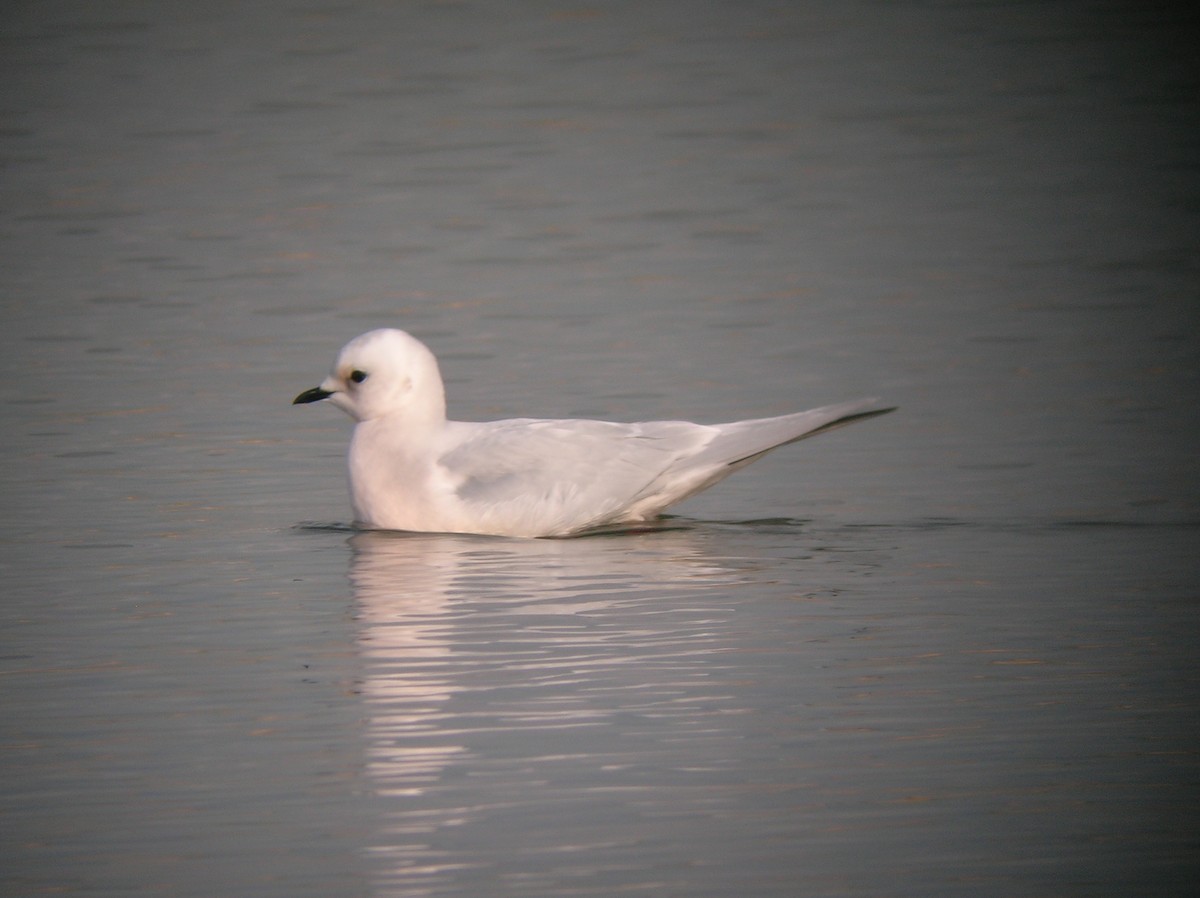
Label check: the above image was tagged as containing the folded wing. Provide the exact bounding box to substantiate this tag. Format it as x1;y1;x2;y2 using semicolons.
438;418;714;535
438;399;893;536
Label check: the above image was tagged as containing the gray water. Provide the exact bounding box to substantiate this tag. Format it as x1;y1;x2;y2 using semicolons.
2;2;1198;896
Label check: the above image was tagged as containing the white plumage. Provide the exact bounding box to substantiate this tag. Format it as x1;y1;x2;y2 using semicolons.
294;328;893;537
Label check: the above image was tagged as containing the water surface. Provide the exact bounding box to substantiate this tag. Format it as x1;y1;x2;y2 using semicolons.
2;2;1197;896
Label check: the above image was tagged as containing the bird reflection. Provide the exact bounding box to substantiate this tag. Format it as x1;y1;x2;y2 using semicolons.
350;532;471;798
348;526;741;891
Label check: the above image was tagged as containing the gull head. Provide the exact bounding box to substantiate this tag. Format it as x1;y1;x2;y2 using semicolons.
293;328;447;424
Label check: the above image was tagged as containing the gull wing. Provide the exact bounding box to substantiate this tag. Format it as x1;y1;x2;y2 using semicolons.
686;399;895;471
436;400;893;536
626;399;896;514
437;418;714;535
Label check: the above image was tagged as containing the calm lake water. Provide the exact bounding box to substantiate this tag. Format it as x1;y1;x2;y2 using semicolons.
2;2;1197;896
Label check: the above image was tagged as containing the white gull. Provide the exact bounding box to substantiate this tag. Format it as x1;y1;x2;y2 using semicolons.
294;328;893;537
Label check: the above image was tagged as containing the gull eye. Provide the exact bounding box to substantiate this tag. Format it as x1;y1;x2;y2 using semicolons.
349;369;367;384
